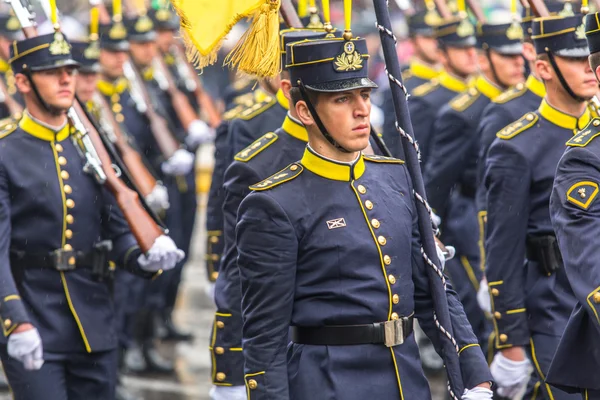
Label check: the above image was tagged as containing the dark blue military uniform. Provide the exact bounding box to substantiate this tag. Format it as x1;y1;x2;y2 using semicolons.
547;118;600;399
484;101;590;400
543;12;600;399
211;116;308;386
236;35;492;400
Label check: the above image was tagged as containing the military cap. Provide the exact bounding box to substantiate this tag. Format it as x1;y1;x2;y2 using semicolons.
9;32;80;75
521;0;565;38
477;22;524;55
280;28;329;67
99;21;129;52
585;12;600;54
125;14;156;43
148;7;180;31
435;17;476;48
0;14;21;40
286;37;378;92
408;9;440;37
532;15;589;58
70;41;100;73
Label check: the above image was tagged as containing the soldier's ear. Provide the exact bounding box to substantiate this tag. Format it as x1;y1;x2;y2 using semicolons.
595;65;600;84
296;100;314;127
280;79;292;101
14;73;30;94
534;58;552;81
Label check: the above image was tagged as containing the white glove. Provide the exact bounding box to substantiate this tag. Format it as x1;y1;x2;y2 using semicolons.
462;386;493;400
477;279;492;313
137;235;185;272
145;184;170;212
209;385;246;400
435;242;455;270
8;327;44;370
186;119;215;148
161;149;195;176
490;352;532;399
431;211;442;227
205;282;216;303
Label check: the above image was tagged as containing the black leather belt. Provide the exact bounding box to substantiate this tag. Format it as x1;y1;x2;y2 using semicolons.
291;315;414;348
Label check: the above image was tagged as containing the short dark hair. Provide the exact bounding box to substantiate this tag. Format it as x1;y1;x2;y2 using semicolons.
590;52;600;75
289;86;319;108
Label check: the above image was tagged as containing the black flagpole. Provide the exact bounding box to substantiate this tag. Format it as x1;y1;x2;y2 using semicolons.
372;1;464;397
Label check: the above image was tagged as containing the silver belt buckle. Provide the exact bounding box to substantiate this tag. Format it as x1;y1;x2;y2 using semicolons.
383;319;404;347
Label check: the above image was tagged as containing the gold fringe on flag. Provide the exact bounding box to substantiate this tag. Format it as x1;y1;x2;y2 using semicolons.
170;0;281;78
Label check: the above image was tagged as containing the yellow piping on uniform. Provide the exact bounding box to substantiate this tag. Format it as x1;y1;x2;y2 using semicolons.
245;371;265;398
389;349;405;400
460;256;479;291
478;211;486;272
531;381;541;400
507;308;526;314
530;338;556;400
458;343;480;355
3;295;20;302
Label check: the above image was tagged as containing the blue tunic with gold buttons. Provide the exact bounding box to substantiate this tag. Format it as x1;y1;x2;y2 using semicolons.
485;100;590;400
547;118;600;395
236;148;491;399
0;112;148;353
210;115;308;387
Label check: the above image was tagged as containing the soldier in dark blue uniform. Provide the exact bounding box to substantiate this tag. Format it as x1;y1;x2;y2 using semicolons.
96;18;187;374
0;30;182;400
545;12;600;399
380;8;441;157
208;29;328;400
423;21;525;356
408;16;478;168
0;13;22;119
484;15;597;399
236;34;494;400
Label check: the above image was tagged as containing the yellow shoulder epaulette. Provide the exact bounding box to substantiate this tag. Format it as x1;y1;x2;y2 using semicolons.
0;117;18;139
234;132;279;162
238;95;276;121
450;88;481;112
566;118;600;147
496;112;538;140
232;76;255;91
233;92;256;108
493;83;527;104
250;163;304;191
412;79;440;97
222;104;245;121
363;154;405;164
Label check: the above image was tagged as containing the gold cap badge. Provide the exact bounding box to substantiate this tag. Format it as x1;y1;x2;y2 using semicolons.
334;41;363;72
109;22;127;40
135;15;154;33
49;32;71;56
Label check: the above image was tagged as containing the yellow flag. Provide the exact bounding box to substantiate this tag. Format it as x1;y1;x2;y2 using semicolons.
170;0;281;77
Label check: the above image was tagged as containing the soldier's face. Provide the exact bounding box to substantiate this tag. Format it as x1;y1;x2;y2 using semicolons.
129;41;157;67
444;46;478;77
313;88;372;152
537;56;597;100
413;36;439;65
486;51;525;87
100;50;128;80
76;72;99;103
28;66;78;111
157;30;174;53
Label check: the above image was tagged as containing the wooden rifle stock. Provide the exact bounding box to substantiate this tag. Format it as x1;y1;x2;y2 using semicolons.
525;0;550;17
94;94;157;196
170;43;222;128
432;0;452;19
465;0;486;22
153;56;199;131
280;0;303;28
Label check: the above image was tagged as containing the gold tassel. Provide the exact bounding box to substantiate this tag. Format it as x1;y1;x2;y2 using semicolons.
224;0;282;78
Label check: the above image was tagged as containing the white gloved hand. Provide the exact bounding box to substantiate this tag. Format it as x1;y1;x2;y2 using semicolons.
477;279;492;313
186;120;215;148
490;352;532;399
432;211;442;227
137;235;185;272
161;149;195;176
462;386;493;400
7;327;44;370
209;385;247;400
145;184;170;212
205;282;216;303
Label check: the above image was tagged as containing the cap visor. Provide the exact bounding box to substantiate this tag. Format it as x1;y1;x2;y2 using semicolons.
555;47;590;58
128;32;157;43
101;42;130;52
441;36;477;48
30;59;81;72
492;43;524;56
79;64;101;74
305;77;379;92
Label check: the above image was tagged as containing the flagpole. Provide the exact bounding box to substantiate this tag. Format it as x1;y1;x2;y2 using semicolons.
372;0;464;397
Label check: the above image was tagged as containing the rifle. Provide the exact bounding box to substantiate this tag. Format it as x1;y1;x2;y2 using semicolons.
0;37;23;118
432;0;452;19
9;0;163;252
170;42;222;128
465;0;486;22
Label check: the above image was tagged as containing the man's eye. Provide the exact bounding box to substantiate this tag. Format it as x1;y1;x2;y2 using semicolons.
361;93;370;100
335;96;348;103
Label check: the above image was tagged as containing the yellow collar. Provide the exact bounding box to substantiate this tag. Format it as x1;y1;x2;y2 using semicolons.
410;60;440;81
19;111;70;142
97;78;129;97
282;115;308;142
142;67;154;81
438;71;469;93
301;146;365;181
526;75;545;98
475;75;503;100
276;89;290;110
538;99;591;131
0;59;9;73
